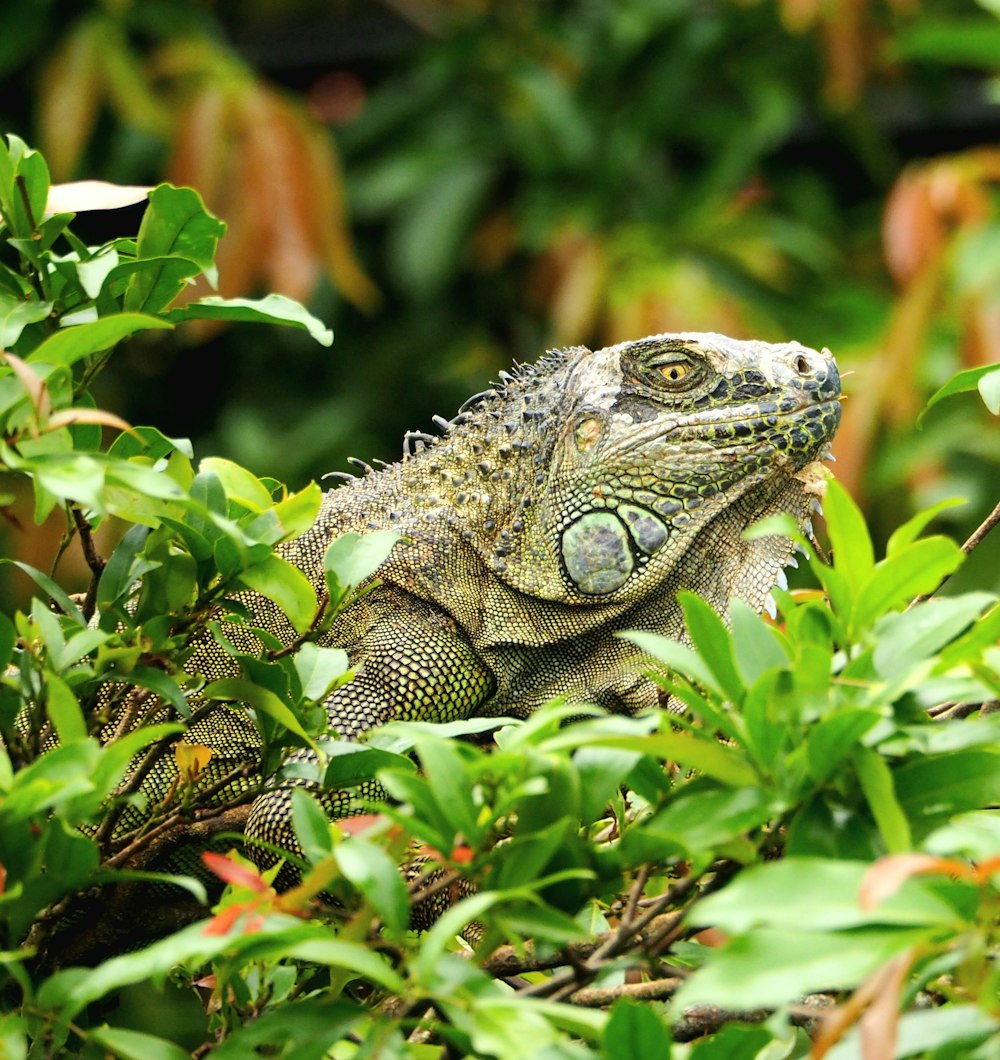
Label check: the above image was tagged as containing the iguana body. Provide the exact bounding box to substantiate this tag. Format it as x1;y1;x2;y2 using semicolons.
179;332;840;863
38;331;840;964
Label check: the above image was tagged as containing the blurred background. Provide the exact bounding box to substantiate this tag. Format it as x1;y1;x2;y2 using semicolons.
1;0;999;594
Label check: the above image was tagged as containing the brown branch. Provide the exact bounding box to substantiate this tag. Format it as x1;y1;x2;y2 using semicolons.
671;1000;834;1042
106;767;256;868
95;696;232;847
481;911;684;978
567;976;684;1007
517;874;699;1001
71;505;106;622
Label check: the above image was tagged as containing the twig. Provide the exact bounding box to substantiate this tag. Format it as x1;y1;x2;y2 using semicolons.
106;767;256;868
481;911;684;978
567;976;683;1007
71;506;105;621
268;592;330;660
622;863;650;927
517;874;699;1000
95;695;233;846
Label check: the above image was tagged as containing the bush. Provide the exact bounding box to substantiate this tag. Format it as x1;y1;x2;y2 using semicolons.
1;135;999;1057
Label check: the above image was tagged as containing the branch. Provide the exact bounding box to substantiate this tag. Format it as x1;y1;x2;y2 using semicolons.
567;976;683;1007
672;1001;834;1042
71;505;105;622
517;873;700;1001
481;911;683;978
106;768;256;868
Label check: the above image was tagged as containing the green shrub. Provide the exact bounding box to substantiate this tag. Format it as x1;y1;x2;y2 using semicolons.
1;135;999;1058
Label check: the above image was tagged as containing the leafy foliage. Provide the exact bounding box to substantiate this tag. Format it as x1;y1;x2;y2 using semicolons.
0;135;999;1056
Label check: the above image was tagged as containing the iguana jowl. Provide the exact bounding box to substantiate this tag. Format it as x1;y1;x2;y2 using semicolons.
178;331;841;863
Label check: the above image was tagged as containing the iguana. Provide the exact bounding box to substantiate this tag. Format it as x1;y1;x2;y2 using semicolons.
45;331;842;961
184;331;840;859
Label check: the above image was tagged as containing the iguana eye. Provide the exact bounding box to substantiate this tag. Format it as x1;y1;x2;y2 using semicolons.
659;362;690;384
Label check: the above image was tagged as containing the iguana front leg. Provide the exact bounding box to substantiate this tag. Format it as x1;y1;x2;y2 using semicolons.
245;589;496;870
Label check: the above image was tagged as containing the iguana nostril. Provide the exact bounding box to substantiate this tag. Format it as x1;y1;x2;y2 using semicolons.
793;354;812;375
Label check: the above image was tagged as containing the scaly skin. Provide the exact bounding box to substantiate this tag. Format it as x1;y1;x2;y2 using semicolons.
172;332;841;864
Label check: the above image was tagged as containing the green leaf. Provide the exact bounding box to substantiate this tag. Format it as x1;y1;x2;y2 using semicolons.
416;890;509;984
165;294;333;347
0;1013;26;1060
574;746;642;824
886;498;965;556
729;601;789;685
36;916;302;1018
622;630;725;699
125;184;225;313
415;736;480;841
641;786;776;859
0;559;85;625
89;723;184;800
321;743;416;789
87;1026;190;1060
203;678;313;746
199;457;274;511
874;1005;998;1059
603;998;672;1056
294;642;350;702
690;857;962;934
324;531;400;601
0;292;52;347
599;730;758;788
979;365;1000;414
675;925;930;1012
27;313;173;366
922;362;1000;420
44;674;86;744
291;788;334;864
853;746;911;854
823;477;874;599
334;836;410;934
805;709;881;782
274;481;323;531
279;937;406;994
891;17;1000;69
873;593;994;682
77;247;120;299
894;750;1000;834
0;611;16;671
108;664;191;716
678;592;743;703
852;536;964;632
236;554;318;634
207;1000;359;1060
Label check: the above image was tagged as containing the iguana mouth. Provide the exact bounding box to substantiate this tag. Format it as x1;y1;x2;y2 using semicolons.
613;397;841;458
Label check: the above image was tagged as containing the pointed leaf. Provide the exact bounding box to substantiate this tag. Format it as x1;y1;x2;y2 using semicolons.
165;294;333;347
27;313;173;366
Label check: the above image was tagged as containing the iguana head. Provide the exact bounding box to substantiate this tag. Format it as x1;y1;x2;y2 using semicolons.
431;332;841;612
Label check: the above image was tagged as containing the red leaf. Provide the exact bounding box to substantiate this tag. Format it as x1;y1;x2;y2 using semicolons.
201;851;270;894
859;853;972;910
336;813;385;837
201;903;244;936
